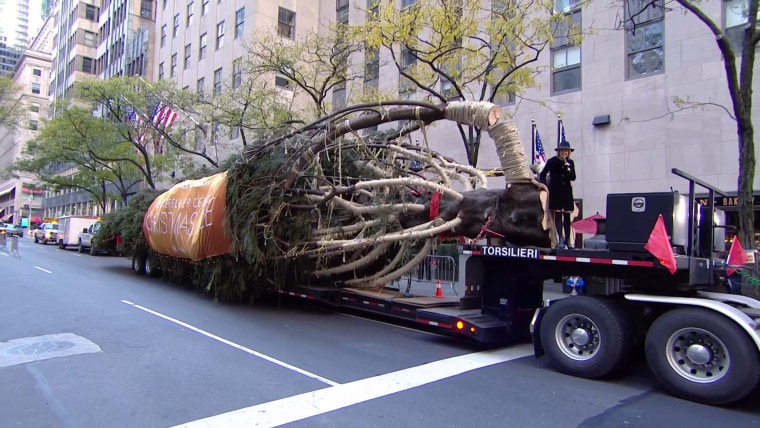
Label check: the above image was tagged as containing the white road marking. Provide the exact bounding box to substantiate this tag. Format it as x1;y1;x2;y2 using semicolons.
174;343;533;428
35;266;52;274
69;253;82;257
0;252;8;256
121;300;339;386
339;313;446;337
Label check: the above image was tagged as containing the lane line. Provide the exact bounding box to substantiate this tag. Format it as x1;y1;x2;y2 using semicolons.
339;313;446;337
27;365;76;428
0;252;7;256
174;343;534;428
34;266;52;274
69;253;82;257
121;300;339;387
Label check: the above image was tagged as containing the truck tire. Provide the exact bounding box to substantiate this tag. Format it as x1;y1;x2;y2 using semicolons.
34;236;38;243
59;241;65;249
540;296;633;379
89;244;97;256
132;253;146;275
78;241;85;253
645;307;760;405
145;255;161;278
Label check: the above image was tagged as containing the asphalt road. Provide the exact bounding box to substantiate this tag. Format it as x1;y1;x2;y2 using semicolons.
1;237;759;427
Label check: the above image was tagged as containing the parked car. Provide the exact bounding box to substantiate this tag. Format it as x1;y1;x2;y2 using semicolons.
4;224;24;237
33;222;58;244
0;221;7;234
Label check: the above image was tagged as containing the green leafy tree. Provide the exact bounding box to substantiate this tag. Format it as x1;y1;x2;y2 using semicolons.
356;0;569;166
0;76;23;131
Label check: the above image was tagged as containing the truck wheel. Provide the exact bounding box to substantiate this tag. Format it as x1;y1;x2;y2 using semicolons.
89;245;97;256
645;308;760;405
132;254;146;275
540;296;633;379
145;256;161;278
58;241;65;249
78;241;84;253
34;236;38;243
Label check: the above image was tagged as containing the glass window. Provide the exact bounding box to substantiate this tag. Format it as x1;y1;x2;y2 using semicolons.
158;62;164;80
187;2;194;27
202;0;209;16
402;0;416;7
30;103;40;112
171;54;177;77
161;25;166;47
333;88;346;111
32;68;41;76
723;0;759;52
184;44;191;69
29;120;38;131
364;47;379;80
278;7;296;39
275;74;292;89
82;57;94;73
230;125;240;139
232;58;242;88
337;0;349;24
216;21;225;49
141;0;153;18
85;4;97;20
173;14;180;37
83;30;97;47
199;33;207;59
197;77;205;100
31;82;41;94
551;0;582;93
214;68;223;95
235;8;245;39
400;46;416;70
625;0;664;79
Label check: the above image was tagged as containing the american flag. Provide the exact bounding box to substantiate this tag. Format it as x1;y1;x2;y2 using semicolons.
149;102;179;154
534;127;546;164
559;120;566;144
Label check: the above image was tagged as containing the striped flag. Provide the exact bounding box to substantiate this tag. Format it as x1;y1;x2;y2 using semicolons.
559;120;567;144
534;127;546;164
149;102;179;154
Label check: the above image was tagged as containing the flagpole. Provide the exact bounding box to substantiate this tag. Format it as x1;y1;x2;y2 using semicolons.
557;114;562;148
531;119;536;165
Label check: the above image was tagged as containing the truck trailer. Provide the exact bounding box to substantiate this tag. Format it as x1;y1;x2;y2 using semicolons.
56;215;101;250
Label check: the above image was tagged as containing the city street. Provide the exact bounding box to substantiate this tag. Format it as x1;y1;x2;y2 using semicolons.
1;237;759;428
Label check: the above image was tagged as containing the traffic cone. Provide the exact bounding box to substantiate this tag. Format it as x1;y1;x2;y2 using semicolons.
435;280;444;298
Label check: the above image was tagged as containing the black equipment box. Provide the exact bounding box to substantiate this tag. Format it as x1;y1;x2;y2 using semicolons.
605;192;688;253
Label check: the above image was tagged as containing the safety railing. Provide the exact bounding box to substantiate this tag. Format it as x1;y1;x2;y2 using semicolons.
394;254;459;296
0;233;20;257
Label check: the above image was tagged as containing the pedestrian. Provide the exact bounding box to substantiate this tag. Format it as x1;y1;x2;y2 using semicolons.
540;140;576;249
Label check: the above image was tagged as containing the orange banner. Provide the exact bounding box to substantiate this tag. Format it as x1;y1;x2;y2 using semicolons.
143;172;232;261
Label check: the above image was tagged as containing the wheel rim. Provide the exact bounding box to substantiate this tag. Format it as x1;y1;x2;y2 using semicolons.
665;327;730;383
554;313;601;361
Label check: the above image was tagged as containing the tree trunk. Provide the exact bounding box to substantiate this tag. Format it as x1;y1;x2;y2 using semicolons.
738;123;756;249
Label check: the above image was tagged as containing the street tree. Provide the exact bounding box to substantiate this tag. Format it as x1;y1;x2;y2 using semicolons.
243;26;366;118
355;0;569;166
15;103;144;211
623;0;758;248
0;76;23;132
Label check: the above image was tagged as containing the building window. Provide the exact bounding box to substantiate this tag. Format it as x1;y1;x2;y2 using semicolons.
199;33;207;59
161;25;167;47
551;0;582;93
29;120;39;131
141;0;153;18
278;7;296;39
202;0;209;16
400;46;416;71
82;57;94;73
31;82;41;94
30;103;40;113
235;8;245;39
232;58;242;88
723;0;755;52
184;44;191;69
171;54;177;77
230;125;240;139
364;47;379;80
173;14;180;38
83;30;97;47
32;68;41;76
197;77;205;100
337;0;349;24
85;4;97;20
275;74;292;89
159;62;164;80
216;21;225;49
214;68;223;95
625;0;664;79
187;2;194;27
163;0;167;9
402;0;416;8
333;88;346;111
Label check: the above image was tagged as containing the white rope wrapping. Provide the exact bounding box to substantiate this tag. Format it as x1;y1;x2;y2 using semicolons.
488;121;533;182
444;101;501;128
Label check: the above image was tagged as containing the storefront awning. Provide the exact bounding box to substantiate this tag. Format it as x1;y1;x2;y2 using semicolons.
0;187;12;197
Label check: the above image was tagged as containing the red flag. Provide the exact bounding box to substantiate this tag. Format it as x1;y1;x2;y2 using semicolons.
644;214;677;274
726;237;748;275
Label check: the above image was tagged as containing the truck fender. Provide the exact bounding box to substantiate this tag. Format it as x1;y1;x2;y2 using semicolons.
624;293;760;352
530;307;547;358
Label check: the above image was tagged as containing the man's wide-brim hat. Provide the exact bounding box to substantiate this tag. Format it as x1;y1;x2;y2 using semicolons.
555;140;574;152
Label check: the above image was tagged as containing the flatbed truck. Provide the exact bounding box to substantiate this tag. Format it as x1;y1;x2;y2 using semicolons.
132;169;760;405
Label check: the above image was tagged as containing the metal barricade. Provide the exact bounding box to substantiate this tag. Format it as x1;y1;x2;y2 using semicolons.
396;254;459;296
0;233;6;251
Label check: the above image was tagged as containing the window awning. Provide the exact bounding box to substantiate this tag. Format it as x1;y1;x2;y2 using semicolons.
0;187;13;197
